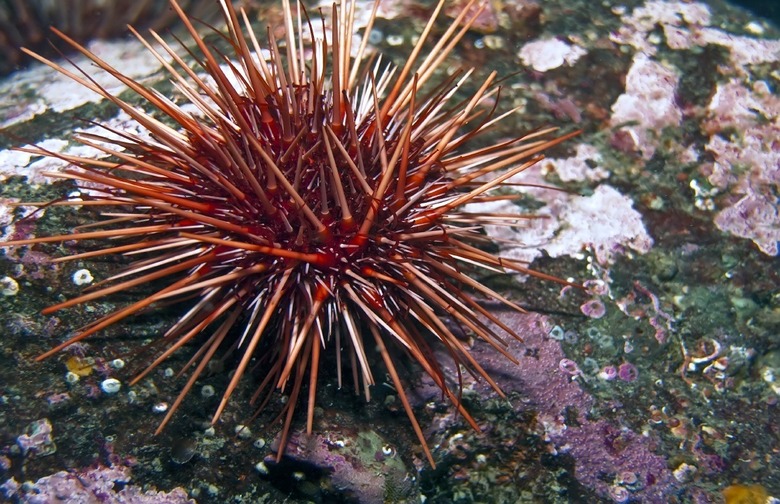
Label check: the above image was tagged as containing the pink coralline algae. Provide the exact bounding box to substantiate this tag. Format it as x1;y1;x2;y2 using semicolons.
704;79;780;256
610;1;712;55
611;0;780;70
609;54;681;160
518;38;587;72
16;419;56;457
45;393;70;406
0;198;17;241
473;183;653;266
543;143;608;182
535;93;583;123
608;0;780;256
266;430;414;504
1;464;193;504
0;139;71;184
547;185;654;264
418;313;673;502
0;112;155;185
445;0;500;33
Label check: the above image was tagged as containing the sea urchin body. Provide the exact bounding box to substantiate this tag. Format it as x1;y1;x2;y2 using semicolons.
6;0;577;466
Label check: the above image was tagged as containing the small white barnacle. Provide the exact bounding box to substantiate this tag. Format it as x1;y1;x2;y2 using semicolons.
0;276;19;296
100;378;122;394
72;269;94;286
152;402;169;413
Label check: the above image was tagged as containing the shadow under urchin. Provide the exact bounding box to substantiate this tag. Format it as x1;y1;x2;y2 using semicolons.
6;0;579;467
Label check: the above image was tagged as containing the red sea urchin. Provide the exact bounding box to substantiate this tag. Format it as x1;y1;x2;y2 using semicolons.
6;0;578;466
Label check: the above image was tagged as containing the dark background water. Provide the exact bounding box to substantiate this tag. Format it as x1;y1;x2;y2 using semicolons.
731;0;780;24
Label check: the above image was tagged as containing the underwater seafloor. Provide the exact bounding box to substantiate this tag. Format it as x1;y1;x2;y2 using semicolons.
0;0;778;503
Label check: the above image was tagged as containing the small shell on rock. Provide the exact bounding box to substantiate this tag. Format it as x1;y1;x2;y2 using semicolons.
72;269;94;286
100;378;121;394
0;276;19;296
